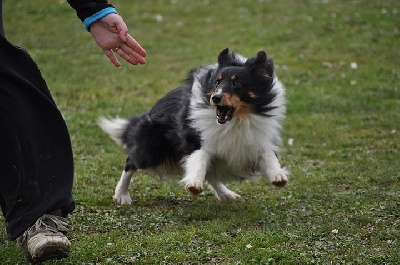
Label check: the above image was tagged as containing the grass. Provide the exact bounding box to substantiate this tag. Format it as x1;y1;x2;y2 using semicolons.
1;0;399;263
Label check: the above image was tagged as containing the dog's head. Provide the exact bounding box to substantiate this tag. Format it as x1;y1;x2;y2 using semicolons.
208;48;276;124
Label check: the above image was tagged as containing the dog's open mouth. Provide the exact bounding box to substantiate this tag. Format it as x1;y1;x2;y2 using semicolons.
216;106;234;124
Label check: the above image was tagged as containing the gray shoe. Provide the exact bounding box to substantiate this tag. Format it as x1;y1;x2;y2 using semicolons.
17;213;72;263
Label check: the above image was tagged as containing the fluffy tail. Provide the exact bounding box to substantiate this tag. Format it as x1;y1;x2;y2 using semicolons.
98;117;129;146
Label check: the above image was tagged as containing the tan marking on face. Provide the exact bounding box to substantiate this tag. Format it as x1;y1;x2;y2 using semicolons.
207;91;214;105
221;94;251;118
230;75;237;81
248;91;257;98
209;93;215;106
217;74;222;81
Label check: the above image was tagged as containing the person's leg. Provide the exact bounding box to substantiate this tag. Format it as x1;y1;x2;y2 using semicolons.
0;0;4;38
0;16;75;262
0;33;75;241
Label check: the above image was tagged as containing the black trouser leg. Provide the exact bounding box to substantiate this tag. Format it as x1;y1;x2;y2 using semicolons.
0;0;4;38
0;32;75;240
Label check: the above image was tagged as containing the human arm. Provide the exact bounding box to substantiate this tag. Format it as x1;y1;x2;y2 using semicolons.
67;0;146;67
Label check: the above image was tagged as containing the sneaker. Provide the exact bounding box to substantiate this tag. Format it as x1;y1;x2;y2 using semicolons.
17;212;72;263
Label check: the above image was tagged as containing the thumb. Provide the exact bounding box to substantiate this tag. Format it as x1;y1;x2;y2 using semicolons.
115;19;129;42
119;29;128;43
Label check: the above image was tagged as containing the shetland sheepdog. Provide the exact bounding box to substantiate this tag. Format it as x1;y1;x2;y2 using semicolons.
99;48;288;205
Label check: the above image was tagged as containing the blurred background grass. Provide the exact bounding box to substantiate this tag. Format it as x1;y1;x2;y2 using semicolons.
1;0;399;263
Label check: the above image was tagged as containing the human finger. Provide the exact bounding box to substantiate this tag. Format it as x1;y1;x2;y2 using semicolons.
116;44;146;65
113;46;140;66
104;49;122;68
126;33;147;57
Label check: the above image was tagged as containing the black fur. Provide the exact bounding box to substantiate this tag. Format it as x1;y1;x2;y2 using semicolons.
123;86;201;171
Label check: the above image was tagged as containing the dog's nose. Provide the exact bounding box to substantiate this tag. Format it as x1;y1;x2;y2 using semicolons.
212;94;222;104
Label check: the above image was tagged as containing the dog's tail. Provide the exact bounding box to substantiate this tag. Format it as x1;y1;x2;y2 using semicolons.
98;117;129;146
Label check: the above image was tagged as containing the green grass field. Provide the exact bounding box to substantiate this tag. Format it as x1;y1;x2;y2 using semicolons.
1;0;399;263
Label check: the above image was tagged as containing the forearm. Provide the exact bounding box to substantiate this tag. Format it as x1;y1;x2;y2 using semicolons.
67;0;113;21
66;0;116;30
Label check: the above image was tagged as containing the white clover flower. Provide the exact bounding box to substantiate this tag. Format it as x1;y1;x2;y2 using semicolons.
155;14;163;23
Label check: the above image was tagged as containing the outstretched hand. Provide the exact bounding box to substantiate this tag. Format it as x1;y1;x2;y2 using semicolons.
89;13;147;68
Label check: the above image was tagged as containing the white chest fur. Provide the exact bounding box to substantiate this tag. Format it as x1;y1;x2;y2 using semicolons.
190;108;281;173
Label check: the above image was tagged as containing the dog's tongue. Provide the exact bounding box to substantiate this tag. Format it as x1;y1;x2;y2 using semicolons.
216;106;234;124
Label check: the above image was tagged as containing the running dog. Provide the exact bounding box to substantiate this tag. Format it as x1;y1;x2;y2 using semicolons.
99;48;288;205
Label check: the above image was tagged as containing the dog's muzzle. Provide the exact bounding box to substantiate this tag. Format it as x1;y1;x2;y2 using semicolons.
210;92;235;125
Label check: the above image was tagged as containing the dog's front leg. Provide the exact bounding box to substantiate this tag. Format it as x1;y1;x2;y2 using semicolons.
261;151;289;187
113;169;135;205
180;149;210;195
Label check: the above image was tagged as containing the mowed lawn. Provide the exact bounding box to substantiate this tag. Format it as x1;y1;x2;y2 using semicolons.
1;0;399;264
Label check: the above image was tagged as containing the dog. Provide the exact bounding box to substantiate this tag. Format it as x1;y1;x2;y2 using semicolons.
99;48;288;205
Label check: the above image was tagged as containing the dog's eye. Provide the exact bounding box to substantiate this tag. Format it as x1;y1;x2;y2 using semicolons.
215;80;221;86
232;80;240;86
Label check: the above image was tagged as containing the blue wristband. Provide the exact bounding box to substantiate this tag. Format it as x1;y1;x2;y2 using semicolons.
83;7;118;32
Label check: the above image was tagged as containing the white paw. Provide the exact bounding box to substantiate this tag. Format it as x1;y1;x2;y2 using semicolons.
113;192;132;205
180;179;204;195
216;190;241;201
269;170;288;187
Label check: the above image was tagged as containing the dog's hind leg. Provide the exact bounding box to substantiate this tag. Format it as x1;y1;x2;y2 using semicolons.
180;149;210;195
113;169;135;205
208;181;241;201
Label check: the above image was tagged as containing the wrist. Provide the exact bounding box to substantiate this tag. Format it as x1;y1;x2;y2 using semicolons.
83;7;118;32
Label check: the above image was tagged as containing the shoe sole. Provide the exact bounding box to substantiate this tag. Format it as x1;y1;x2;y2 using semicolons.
28;234;70;263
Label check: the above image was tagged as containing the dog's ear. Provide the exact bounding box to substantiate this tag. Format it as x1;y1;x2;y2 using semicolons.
218;48;234;68
245;51;274;78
